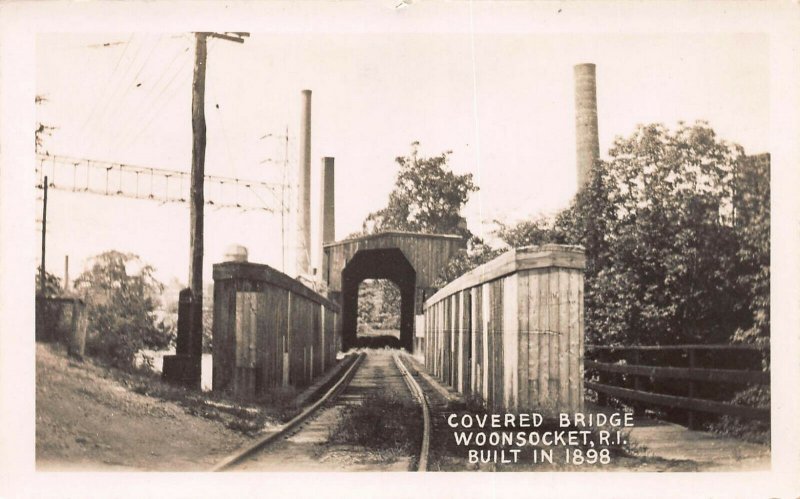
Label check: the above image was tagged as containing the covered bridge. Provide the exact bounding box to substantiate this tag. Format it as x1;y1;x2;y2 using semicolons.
322;231;464;351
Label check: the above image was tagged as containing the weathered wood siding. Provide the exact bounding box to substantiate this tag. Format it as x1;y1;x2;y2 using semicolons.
213;261;340;399
423;245;585;413
323;231;463;293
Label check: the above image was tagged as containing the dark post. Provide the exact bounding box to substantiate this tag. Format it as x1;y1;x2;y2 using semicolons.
162;288;201;389
687;348;698;430
596;348;608;406
39;176;48;295
632;349;644;417
189;33;207;368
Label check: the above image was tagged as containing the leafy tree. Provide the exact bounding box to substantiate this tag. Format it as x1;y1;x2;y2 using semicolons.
358;142;479;323
35;266;62;297
495;121;769;351
731;154;770;353
357;279;401;333
75;251;174;368
434;239;504;288
363;141;477;240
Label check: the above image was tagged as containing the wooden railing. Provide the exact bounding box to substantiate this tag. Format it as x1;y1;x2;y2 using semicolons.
585;344;769;429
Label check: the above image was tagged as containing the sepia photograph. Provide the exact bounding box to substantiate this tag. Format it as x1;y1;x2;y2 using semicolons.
1;1;799;498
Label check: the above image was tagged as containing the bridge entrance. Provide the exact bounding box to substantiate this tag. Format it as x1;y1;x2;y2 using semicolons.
342;249;415;351
323;231;465;354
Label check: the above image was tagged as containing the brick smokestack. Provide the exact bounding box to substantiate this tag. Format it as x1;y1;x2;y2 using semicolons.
320;157;335;282
297;89;312;276
574;63;599;189
320;157;335;245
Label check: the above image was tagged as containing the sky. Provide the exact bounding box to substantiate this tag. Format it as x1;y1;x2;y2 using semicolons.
35;31;769;285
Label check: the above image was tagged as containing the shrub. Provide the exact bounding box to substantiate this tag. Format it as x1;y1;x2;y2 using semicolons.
75;251;174;368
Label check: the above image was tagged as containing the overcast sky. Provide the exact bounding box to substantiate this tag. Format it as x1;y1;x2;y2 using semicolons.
36;31;769;285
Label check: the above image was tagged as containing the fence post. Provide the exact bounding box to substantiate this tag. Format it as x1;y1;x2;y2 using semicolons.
687;348;698;430
162;289;202;389
596;348;608;406
631;349;644;417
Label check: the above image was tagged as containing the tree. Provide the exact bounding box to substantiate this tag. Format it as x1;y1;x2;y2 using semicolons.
495;121;769;350
731;154;770;353
75;251;174;368
363;141;478;240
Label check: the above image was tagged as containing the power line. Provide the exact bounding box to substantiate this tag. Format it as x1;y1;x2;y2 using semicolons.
78;34;133;138
99;34;169;157
85;35;148;155
108;37;193;155
36;154;287;213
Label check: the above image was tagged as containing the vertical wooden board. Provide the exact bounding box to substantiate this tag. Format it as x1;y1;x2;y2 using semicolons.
317;305;328;373
577;270;585;412
463;289;472;396
282;293;291;387
212;281;230;390
558;268;570;407
235;292;257;368
548;270;560;406
538;270;550;406
273;288;290;388
527;271;540;408
456;292;463;393
443;298;449;385
470;289;478;397
481;283;490;403
568;270;580;411
450;294;457;387
517;272;529;410
254;291;268;393
468;288;476;395
492;279;504;411
503;274;519;411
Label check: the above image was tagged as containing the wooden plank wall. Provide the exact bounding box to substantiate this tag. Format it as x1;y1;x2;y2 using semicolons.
323;232;463;292
422;246;585;413
213;262;339;399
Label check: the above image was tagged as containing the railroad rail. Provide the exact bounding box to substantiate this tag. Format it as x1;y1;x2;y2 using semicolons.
212;350;432;472
394;352;431;472
211;352;365;471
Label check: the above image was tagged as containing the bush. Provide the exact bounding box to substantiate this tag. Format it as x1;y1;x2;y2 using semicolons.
709;386;770;445
75;251;174;369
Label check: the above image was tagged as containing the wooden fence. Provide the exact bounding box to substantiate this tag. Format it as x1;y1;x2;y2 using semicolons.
35;295;87;358
423;244;585;412
585;344;769;428
212;261;340;399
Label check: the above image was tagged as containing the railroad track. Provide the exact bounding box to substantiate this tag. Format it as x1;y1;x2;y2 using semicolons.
212;349;431;472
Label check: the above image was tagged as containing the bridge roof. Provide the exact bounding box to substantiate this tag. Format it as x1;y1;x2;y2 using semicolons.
323;231;464;291
323;231;463;249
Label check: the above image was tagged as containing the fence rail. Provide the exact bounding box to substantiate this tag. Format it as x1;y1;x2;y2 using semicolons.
585;344;769;427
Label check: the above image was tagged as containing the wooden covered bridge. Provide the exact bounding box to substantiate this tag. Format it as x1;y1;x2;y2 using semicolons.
322;231;464;352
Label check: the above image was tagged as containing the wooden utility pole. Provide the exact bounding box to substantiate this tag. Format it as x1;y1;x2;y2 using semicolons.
39;176;48;295
189;33;207;307
188;32;248;356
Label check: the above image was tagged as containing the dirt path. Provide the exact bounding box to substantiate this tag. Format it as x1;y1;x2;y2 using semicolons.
36;343;247;471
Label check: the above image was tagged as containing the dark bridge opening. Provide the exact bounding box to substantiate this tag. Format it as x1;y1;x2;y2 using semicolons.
342;248;415;352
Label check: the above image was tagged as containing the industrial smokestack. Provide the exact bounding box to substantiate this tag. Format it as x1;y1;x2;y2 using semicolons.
320;157;335;245
297;89;312;276
574;63;600;189
320;157;335;282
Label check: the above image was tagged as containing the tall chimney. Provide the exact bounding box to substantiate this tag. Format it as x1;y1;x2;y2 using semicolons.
574;63;599;189
320;157;335;282
320;157;335;245
297;89;312;276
